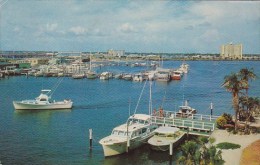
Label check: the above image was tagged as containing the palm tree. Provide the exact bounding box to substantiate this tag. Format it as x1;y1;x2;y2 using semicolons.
238;68;256;95
222;73;244;131
178;141;198;165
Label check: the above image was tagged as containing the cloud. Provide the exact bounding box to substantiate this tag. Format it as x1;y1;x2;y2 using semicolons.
69;26;88;35
117;23;137;33
46;23;58;32
0;1;259;53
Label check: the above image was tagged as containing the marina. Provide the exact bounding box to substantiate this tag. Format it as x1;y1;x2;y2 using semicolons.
0;61;259;164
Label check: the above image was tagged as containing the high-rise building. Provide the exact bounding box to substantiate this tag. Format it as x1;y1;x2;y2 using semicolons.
220;43;243;59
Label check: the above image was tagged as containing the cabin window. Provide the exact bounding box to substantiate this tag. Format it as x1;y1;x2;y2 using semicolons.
112;130;118;135
40;98;47;101
118;131;124;136
141;128;147;133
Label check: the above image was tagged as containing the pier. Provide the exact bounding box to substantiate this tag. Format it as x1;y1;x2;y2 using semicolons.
151;111;220;137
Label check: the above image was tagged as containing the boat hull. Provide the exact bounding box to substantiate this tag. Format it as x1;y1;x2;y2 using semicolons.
148;132;185;151
13;101;73;110
100;135;152;157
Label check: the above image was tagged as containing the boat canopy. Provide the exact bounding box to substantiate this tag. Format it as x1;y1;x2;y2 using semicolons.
154;126;180;134
129;114;150;121
41;89;51;93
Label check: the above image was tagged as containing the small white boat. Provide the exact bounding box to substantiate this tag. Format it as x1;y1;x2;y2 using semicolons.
122;74;132;81
176;100;197;118
72;73;85;79
13;89;73;110
99;114;158;157
86;71;97;79
100;72;110;80
148;126;185;151
132;73;144;82
178;63;189;74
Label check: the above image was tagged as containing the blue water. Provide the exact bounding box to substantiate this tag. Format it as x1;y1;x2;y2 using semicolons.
0;61;259;165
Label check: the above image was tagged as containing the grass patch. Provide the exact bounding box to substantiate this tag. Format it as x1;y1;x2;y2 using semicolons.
216;142;241;150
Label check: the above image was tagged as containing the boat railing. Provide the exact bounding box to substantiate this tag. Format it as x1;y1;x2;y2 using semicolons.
150;116;215;132
152;110;220;122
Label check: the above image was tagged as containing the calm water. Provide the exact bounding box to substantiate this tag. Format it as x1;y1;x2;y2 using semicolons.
0;61;259;165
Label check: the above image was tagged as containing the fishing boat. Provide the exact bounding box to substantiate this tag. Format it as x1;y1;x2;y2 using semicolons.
13;89;73;110
99;114;158;157
148;126;185;151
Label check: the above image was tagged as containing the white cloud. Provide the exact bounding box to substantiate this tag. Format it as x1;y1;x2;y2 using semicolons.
46;23;58;32
69;26;88;35
117;23;137;33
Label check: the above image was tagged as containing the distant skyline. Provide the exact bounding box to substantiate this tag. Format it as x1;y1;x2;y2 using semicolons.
0;0;259;54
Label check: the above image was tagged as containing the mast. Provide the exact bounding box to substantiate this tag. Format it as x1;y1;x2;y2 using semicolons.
149;81;152;115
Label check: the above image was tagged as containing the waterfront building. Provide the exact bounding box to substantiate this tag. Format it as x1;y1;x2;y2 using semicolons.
107;49;125;57
220;43;243;59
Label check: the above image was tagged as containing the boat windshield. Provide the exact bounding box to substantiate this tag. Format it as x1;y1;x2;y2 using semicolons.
112;130;128;137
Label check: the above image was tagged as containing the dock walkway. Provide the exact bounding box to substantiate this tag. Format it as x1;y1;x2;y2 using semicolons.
151;111;220;137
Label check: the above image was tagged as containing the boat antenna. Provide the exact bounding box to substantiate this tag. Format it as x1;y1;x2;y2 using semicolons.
133;79;147;115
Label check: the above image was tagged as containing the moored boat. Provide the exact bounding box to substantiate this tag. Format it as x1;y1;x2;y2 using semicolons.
148;126;185;151
176;100;197;118
100;72;110;80
171;70;182;80
99;114;158;157
13;89;73;110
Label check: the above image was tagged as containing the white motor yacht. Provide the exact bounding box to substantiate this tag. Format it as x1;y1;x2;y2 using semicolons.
99;114;158;157
13;89;73;110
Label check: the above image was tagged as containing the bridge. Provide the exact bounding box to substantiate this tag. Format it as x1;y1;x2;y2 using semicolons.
151;111;220;137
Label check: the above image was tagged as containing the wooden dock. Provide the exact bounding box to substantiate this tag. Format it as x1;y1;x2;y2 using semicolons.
151;111;220;137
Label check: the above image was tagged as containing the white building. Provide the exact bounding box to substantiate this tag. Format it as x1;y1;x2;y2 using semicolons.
107;49;125;57
220;43;243;59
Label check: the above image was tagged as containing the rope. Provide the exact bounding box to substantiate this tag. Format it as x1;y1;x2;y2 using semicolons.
50;77;64;98
133;79;148;115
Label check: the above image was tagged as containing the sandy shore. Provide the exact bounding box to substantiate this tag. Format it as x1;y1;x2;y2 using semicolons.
210;129;260;165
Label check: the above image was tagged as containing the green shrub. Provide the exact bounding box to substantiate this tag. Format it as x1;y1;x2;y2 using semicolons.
199;136;209;144
209;137;216;144
216;142;241;150
222;113;233;124
216;116;227;129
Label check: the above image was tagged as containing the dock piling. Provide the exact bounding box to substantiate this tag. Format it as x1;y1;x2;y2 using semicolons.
169;143;173;156
89;128;93;150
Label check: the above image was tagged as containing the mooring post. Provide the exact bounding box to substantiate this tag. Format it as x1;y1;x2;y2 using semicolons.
169;143;173;165
187;127;189;138
169;143;173;156
89;128;93;150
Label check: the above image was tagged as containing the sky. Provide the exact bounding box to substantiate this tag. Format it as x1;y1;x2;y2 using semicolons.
0;0;259;54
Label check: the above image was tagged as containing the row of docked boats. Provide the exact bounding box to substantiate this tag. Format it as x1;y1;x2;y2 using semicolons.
14;62;189;82
97;63;189;82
